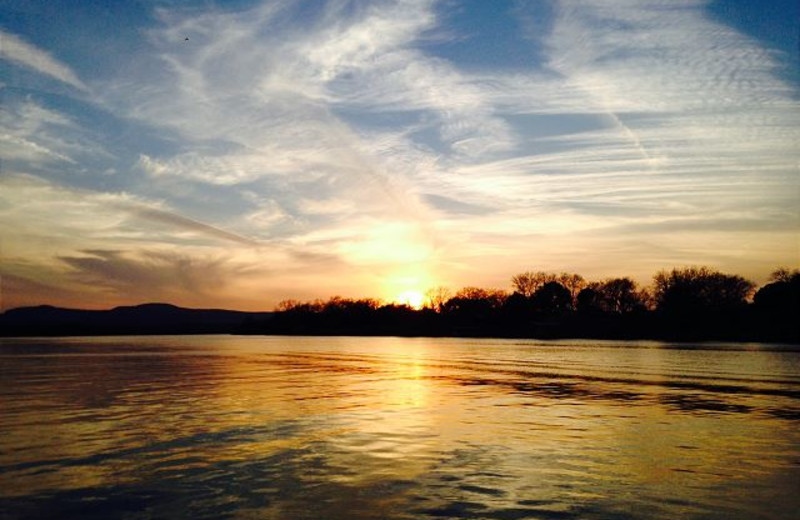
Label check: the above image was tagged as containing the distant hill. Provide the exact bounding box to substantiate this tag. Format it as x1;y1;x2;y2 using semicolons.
0;303;273;336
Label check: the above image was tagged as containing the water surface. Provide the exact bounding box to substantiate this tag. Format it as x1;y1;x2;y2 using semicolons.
1;336;799;519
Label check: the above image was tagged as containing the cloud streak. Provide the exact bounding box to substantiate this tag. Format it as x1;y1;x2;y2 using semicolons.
117;203;261;247
0;29;88;91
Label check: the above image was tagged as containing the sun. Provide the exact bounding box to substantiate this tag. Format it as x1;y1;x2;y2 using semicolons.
396;290;425;310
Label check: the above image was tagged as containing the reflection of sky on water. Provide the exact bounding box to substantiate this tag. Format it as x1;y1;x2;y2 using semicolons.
0;336;798;519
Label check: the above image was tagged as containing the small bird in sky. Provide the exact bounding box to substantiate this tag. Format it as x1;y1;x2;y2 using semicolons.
184;36;189;41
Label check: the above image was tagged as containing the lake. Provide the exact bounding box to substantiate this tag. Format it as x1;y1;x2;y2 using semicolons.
1;336;798;520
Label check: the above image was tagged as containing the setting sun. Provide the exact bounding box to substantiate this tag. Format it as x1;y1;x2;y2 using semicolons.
396;290;425;310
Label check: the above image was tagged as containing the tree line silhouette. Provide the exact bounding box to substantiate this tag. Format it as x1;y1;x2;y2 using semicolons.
260;267;799;342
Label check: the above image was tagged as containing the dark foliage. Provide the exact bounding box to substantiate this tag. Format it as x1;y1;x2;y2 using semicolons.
530;282;572;317
651;267;758;340
2;266;797;342
751;269;800;342
258;266;795;342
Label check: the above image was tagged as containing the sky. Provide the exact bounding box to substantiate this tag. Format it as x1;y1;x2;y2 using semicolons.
1;0;799;311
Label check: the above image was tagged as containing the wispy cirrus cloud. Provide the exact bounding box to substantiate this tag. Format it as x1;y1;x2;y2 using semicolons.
0;100;79;166
426;0;800;215
536;0;799;179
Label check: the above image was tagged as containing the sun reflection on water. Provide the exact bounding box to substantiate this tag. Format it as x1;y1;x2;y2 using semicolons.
0;336;799;520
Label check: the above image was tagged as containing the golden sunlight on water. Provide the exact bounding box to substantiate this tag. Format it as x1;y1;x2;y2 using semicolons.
0;336;799;520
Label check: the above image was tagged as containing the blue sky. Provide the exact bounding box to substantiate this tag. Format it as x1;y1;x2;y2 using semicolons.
1;0;798;310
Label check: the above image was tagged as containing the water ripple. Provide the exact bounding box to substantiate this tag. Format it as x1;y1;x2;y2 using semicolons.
1;336;798;520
